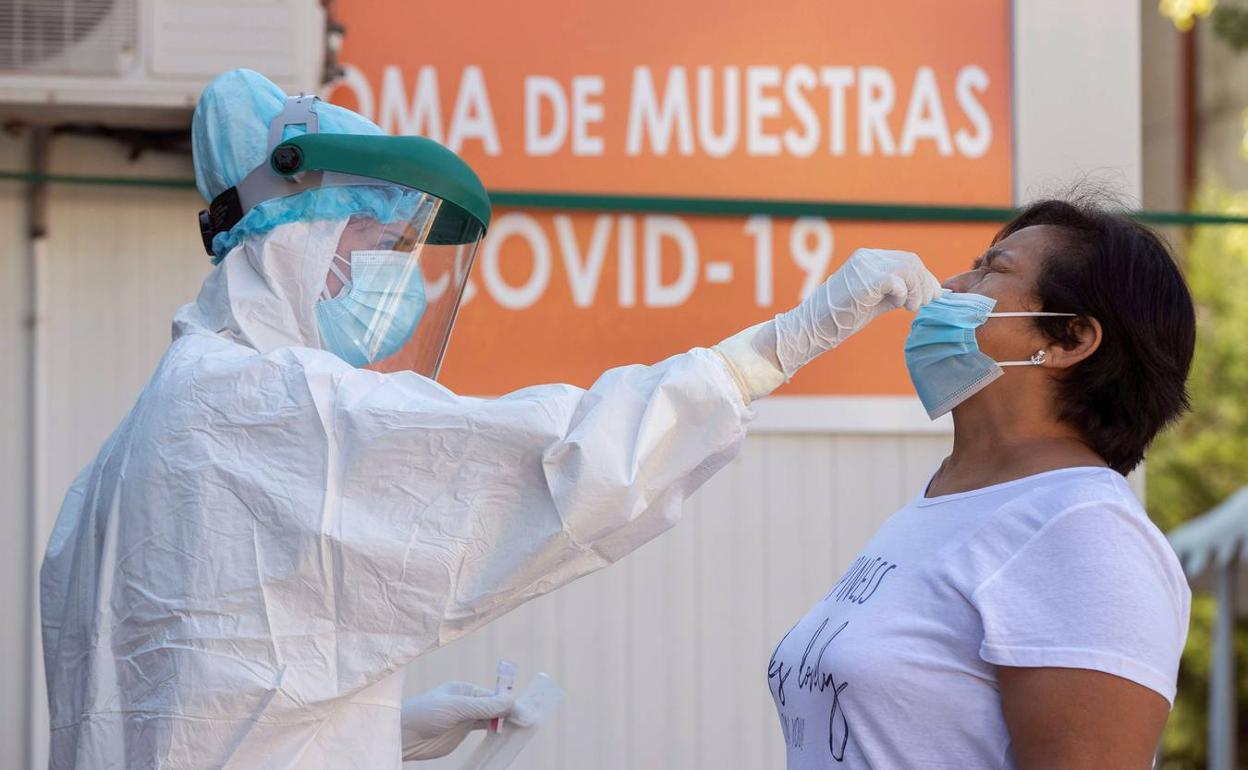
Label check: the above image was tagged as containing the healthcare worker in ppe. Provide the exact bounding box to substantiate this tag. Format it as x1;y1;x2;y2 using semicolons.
39;69;942;770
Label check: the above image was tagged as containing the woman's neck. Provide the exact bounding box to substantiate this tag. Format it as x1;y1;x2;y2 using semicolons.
928;393;1108;497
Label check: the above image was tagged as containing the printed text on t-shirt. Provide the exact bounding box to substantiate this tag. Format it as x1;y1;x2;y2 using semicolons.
769;554;898;761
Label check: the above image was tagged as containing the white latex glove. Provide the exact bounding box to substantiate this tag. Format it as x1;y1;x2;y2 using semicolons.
400;681;534;762
713;248;941;402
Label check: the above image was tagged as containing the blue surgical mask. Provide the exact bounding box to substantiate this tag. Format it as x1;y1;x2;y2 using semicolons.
904;291;1075;419
315;249;427;367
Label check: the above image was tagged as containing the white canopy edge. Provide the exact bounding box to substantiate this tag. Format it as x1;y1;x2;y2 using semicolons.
1168;486;1248;613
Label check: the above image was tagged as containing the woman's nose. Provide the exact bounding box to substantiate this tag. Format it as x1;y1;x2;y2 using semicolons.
942;270;975;292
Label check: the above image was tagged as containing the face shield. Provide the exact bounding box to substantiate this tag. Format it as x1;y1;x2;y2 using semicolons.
198;97;490;379
311;184;482;377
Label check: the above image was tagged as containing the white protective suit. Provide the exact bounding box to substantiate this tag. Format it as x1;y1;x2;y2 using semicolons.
40;195;938;767
39;218;753;769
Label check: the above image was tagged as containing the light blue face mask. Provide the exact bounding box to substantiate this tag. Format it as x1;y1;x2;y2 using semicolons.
904;291;1076;419
315;250;428;367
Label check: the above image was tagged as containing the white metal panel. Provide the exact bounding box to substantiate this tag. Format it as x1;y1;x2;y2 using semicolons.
149;0;324;84
691;438;767;770
0;132;34;770
16;136;208;770
0;0;137;75
626;489;699;769
0;0;323;119
1014;0;1143;204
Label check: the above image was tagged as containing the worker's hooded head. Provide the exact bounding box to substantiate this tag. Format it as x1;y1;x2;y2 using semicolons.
183;69;489;379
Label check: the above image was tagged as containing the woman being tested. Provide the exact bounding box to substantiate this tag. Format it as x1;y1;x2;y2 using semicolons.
768;199;1195;769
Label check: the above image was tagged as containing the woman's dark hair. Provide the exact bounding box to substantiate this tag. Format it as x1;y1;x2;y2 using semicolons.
993;197;1196;475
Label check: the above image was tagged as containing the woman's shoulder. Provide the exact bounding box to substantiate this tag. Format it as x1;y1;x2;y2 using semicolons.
944;467;1187;599
1010;465;1135;511
970;468;1191;697
991;467;1189;604
999;466;1155;536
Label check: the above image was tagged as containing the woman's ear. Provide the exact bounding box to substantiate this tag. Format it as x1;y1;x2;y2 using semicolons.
1046;316;1102;369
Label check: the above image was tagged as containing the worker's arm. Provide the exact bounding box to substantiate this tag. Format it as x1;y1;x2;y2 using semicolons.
714;248;941;402
312;250;938;660
999;666;1168;769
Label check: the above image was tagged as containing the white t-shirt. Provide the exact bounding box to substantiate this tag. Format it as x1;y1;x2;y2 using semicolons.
767;467;1190;769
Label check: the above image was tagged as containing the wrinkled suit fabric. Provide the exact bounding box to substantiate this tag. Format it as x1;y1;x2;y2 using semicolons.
40;218;751;769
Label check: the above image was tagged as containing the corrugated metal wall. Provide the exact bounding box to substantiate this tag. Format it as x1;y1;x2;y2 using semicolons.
1;130;33;769
0;132;954;769
1;134;215;769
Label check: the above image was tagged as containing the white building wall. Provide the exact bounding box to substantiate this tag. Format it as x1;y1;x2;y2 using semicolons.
1;1;1144;767
1;130;34;770
1014;0;1142;204
7;134;210;770
1141;0;1186;213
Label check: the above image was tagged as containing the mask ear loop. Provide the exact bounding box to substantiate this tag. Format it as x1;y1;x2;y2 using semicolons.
999;350;1049;367
320;253;352;301
988;311;1077;367
986;312;1078;318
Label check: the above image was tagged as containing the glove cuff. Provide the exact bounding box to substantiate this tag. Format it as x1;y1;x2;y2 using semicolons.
713;320;786;402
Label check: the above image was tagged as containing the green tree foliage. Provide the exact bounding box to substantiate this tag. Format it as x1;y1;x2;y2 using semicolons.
1213;3;1248;50
1148;187;1248;768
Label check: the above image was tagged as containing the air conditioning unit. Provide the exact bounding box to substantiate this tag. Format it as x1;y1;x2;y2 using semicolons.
0;0;327;126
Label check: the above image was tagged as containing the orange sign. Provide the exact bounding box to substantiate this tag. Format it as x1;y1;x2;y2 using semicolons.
332;0;1012;395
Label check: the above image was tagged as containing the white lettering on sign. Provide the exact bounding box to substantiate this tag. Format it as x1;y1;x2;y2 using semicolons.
744;216;835;304
697;66;740;158
857;66;896;156
525;76;567;156
955;65;992;158
900;66;953;157
626;66;695;156
571;75;606;156
378;65;442;141
819;67;854;156
746;66;783;156
525;75;606;156
468;213;847;312
481;213;552;309
340;63;995;160
446;66;501;156
783;64;821;158
744;215;774;307
352;65;500;154
705;262;734;283
643;215;699;307
556;214;612;307
790;218;835;299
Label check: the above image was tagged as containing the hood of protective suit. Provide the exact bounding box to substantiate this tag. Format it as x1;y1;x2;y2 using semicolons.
182;68;390;354
174;220;347;354
193;69;385;260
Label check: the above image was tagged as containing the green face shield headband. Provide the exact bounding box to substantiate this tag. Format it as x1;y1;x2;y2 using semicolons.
197;96;492;256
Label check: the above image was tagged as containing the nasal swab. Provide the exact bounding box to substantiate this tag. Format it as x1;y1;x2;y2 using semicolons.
490;660;518;734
